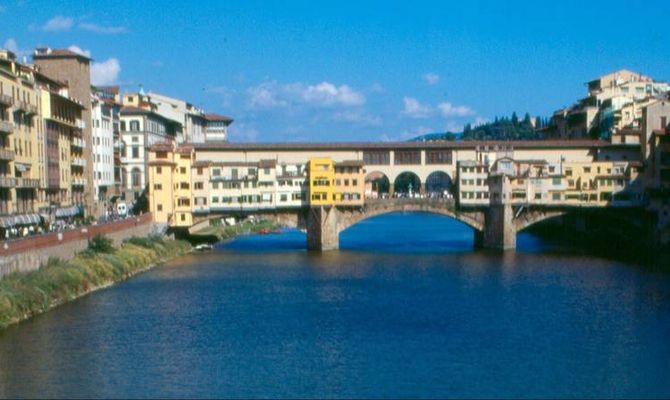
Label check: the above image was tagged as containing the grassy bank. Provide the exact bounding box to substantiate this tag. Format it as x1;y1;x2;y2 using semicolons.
0;235;191;329
191;219;280;242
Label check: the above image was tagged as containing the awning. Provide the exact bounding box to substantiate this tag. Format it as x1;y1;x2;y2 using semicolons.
14;214;41;225
0;216;14;228
0;214;41;228
55;206;81;218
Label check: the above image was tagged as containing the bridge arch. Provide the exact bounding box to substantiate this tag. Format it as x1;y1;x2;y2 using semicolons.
335;199;484;235
393;171;421;195
365;171;390;199
425;171;454;196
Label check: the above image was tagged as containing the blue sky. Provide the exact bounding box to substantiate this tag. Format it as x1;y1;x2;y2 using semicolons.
2;0;670;142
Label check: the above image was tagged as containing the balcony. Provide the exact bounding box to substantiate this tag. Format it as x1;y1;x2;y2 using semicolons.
72;178;86;187
0;94;12;108
71;137;85;149
75;119;86;130
0;120;13;133
15;100;37;115
0;176;16;188
0;148;15;161
16;177;39;188
71;158;86;168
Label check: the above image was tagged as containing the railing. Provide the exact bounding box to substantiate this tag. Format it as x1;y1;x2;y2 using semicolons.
0;120;13;133
71;137;85;148
0;94;13;107
0;148;15;161
16;177;39;188
0;176;16;187
71;158;86;167
72;178;86;186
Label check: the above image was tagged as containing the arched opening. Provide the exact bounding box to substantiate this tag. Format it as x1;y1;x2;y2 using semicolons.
365;171;390;199
340;211;476;251
425;171;453;198
393;172;421;196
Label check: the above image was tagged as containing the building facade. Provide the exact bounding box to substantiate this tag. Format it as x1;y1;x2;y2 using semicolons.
33;48;95;217
91;86;120;213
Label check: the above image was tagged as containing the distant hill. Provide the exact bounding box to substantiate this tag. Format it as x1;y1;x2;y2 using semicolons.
410;113;547;142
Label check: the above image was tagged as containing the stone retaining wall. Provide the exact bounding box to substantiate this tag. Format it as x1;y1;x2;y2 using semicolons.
0;213;156;278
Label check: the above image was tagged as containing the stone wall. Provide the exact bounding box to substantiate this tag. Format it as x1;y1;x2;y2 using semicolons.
0;214;156;278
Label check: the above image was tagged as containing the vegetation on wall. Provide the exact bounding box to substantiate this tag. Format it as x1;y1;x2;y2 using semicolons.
0;235;191;329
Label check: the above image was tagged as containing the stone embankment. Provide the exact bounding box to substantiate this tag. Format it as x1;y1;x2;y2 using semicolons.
0;214;156;278
0;235;191;329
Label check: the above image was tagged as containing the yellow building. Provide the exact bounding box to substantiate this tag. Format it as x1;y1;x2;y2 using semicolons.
307;158;365;206
148;142;177;225
333;160;365;206
307;158;335;206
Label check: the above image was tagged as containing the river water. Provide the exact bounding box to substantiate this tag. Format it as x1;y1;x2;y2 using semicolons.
1;213;669;398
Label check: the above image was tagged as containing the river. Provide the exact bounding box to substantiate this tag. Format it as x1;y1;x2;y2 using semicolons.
1;213;669;398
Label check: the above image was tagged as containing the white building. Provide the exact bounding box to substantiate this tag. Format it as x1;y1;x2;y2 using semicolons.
90;87;120;212
120;106;180;201
146;91;207;143
204;113;233;142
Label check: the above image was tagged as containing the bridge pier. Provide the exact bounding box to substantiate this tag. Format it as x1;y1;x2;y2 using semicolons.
480;203;516;250
306;206;340;251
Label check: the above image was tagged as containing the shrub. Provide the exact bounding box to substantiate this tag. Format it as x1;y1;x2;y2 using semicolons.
88;234;115;254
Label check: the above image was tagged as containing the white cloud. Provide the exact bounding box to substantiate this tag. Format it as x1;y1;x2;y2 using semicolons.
247;80;366;109
3;38;18;54
423;73;440;85
438;102;475;117
91;58;120;86
67;45;91;58
42;15;74;32
402;97;432;119
298;82;365;107
78;22;126;34
247;81;287;108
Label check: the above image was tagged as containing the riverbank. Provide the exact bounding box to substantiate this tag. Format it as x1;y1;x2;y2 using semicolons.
187;219;281;244
0;235;191;329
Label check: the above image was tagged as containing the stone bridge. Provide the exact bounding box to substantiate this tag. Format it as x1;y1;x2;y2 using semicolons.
303;198;567;251
191;198;570;251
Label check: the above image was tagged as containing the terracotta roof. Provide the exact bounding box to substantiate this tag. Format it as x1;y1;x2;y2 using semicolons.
148;160;176;166
120;106;150;115
149;143;174;152
211;162;257;167
192;139;610;151
336;160;364;167
205;113;234;123
33;48;92;61
193;161;212;167
176;145;193;154
258;159;277;168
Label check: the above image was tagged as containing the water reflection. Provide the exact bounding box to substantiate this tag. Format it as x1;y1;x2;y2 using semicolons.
0;213;669;398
